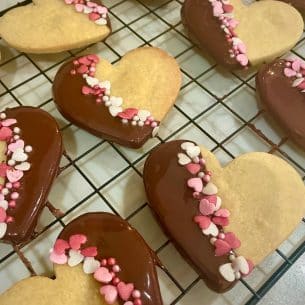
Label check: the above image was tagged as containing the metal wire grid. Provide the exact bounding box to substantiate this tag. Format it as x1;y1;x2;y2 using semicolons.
0;0;304;304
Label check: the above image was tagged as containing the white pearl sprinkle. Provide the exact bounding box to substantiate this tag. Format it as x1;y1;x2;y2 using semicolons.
138;121;144;127
229;254;236;261
13;135;20;140
13;127;20;134
105;101;111;107
8;159;15;166
210;237;217;245
131;121;137;126
103;96;109;102
0;113;6;119
2;188;9;195
122;119;128;124
83;74;88;79
198;172;204;178
25;146;32;153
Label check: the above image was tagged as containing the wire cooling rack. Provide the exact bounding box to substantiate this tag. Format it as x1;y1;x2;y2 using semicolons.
0;0;305;304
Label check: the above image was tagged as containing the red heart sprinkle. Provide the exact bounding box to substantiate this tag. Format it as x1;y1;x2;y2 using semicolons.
212;216;229;226
0;163;10;177
224;232;241;249
53;239;70;254
117;282;134;301
223;4;233;13
0;127;12;141
89;12;100;21
81;246;98;257
118;108;138;120
77;65;89;74
297;81;305;90
214;239;232;256
78;57;92;66
0;207;6;222
185;163;201;175
82;86;93;95
69;234;87;250
194;215;211;229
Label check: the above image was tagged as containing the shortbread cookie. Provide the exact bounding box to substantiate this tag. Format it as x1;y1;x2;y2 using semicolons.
53;47;181;148
143;140;305;292
181;0;303;69
0;213;163;305
0;0;111;53
256;57;305;151
0;106;63;246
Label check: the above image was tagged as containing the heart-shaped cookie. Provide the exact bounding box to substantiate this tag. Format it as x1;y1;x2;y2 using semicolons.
181;0;303;69
143;140;305;292
256;57;305;151
53;47;181;148
0;213;163;305
0;0;111;53
0;106;63;246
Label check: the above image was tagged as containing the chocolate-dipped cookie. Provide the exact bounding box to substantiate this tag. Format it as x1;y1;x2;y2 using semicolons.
256;57;305;151
181;0;303;70
0;106;63;246
143;140;305;292
53;47;181;148
0;0;111;53
0;212;163;305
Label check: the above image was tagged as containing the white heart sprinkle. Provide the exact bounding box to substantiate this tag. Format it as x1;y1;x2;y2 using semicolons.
202;182;218;195
0;200;8;210
110;97;123;107
83;257;100;274
186;146;200;158
138;110;151;122
12;148;28;162
109;106;122;117
15;162;31;171
215;196;222;211
100;80;111;90
292;77;304;87
219;263;235;282
83;6;93;14
68;249;84;267
202;222;219;237
86;76;99;87
232;256;249;275
95;18;107;25
178;153;191;165
152;126;159;137
0;222;7;239
181;142;195;151
232;37;242;46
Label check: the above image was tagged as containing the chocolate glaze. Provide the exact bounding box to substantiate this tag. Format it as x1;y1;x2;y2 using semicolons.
58;212;163;305
181;0;240;70
143;140;236;293
52;58;154;149
2;107;63;246
256;59;305;151
281;0;305;13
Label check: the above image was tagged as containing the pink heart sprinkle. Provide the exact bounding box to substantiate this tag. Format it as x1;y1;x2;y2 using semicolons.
0;127;12;141
77;65;89;74
199;198;215;216
229;19;239;28
214;239;232;256
82;86;94;95
297;81;305;90
193;215;211;229
53;239;70;255
185;163;201;175
187;177;203;192
100;285;118;304
223;4;233;13
97;6;108;14
81;246;98;257
75;3;84;12
236;54;249;66
284;68;297;78
87;1;98;7
213;5;224;16
0;163;10;177
8;139;24;153
117;282;134;301
6;169;23;183
237;43;246;54
0;207;6;222
89;12;100;21
1;119;17;127
292;59;301;72
214;208;230;218
118;108;138;120
224;232;241;249
49;250;68;264
94;267;113;283
204;195;217;205
212;216;229;226
69;234;87;250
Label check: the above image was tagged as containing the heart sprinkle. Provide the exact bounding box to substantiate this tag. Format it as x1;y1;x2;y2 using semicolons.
70;55;160;135
50;233;142;305
64;0;108;26
0;112;33;240
209;0;249;68
177;141;253;282
283;58;305;93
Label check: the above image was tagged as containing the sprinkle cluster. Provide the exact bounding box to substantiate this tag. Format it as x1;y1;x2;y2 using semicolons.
64;0;108;25
283;58;305;91
177;142;253;282
210;0;249;67
0;112;32;240
50;234;143;305
71;55;159;137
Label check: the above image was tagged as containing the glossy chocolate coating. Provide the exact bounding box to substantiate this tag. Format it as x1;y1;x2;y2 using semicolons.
58;212;163;305
52;59;154;149
256;59;305;151
281;0;305;13
181;0;240;70
2;107;63;246
143;140;235;292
